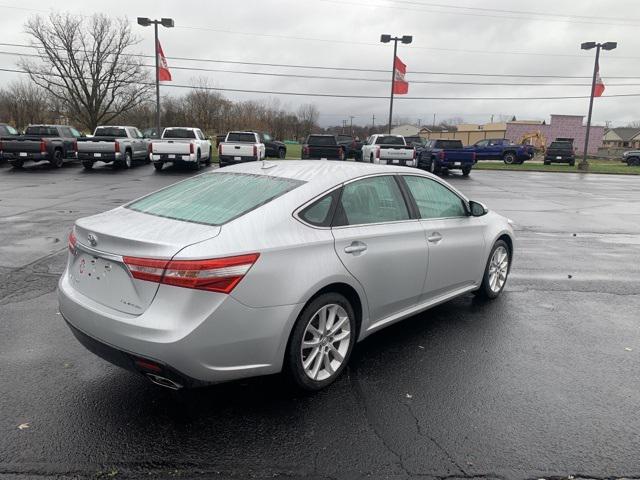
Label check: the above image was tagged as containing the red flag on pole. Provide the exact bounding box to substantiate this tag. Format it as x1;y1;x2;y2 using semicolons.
594;60;605;97
393;56;408;95
156;40;172;82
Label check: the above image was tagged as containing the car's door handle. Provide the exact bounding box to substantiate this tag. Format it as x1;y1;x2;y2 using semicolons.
427;232;443;244
344;242;367;254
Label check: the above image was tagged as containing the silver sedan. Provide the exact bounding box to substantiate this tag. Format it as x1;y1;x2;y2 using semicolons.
58;161;514;391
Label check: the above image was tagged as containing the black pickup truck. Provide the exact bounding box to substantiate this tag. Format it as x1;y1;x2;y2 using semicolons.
1;124;81;168
544;141;576;166
301;135;345;160
417;139;477;176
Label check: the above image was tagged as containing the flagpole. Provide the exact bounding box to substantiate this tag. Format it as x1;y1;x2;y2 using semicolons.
154;22;161;139
580;43;600;171
388;38;398;134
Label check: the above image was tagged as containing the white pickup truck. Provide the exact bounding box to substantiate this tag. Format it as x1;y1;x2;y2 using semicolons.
361;134;416;167
218;131;266;168
150;127;212;171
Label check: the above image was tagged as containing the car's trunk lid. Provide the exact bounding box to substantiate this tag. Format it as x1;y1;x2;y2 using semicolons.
70;207;220;315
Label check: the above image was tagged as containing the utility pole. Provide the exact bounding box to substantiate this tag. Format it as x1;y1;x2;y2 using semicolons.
372;114;376;130
380;34;413;134
350;116;355;135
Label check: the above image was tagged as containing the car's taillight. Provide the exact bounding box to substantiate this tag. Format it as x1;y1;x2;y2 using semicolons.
0;139;3;152
412;148;416;159
123;253;260;294
40;139;46;153
253;145;257;157
472;152;477;162
114;141;120;153
438;150;445;160
375;147;380;159
148;143;153;154
68;230;77;254
218;143;222;155
72;139;78;152
303;145;309;155
190;142;195;154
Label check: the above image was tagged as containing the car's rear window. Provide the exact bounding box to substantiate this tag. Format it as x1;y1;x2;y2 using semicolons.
308;136;337;146
226;132;257;143
434;140;463;149
25;126;58;136
549;142;573;149
94;127;127;137
127;173;304;226
163;129;196;139
375;136;405;145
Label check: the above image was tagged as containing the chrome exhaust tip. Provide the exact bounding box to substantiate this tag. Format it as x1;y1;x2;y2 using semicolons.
146;373;183;390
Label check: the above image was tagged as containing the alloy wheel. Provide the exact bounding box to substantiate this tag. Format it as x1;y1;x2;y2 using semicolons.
488;246;509;293
300;304;351;381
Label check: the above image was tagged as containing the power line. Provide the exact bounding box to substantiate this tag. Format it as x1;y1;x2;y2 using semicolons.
4;66;640;101
2;43;640;80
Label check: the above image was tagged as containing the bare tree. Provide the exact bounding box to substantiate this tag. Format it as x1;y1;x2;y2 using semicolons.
0;80;55;129
20;12;152;130
297;103;319;136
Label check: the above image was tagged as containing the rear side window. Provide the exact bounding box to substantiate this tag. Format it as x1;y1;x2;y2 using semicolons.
298;191;338;227
127;173;304;226
226;132;257;143
307;136;337;146
403;176;467;219
334;176;409;226
164;129;196;139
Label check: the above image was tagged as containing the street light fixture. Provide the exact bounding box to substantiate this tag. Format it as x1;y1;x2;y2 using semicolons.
579;41;617;170
380;34;413;134
137;16;175;138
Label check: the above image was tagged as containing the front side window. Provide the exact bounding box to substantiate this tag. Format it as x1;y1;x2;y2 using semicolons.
263;133;272;142
475;140;489;148
403;176;467;219
70;128;82;138
334;176;409;226
127;173;304;226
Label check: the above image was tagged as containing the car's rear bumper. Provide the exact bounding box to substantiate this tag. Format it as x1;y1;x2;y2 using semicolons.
151;153;196;163
58;272;300;385
218;155;258;165
378;158;416;167
3;152;50;162
78;152;121;162
544;155;575;163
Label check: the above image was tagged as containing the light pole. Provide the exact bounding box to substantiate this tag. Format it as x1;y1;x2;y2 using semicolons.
380;34;412;134
579;41;616;170
137;17;174;138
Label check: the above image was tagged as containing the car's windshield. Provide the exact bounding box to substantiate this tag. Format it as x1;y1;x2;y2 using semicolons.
163;129;196;139
127;173;304;226
94;127;127;137
226;132;257;143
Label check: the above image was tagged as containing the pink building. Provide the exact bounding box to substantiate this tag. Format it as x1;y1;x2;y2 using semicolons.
505;114;604;155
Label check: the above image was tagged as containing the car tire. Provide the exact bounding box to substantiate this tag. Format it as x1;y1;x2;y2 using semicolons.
193;150;202;170
462;166;472;176
474;239;511;300
429;158;440;174
543;160;551;165
82;161;94;170
51;149;64;168
503;152;516;164
205;148;212;166
121;151;132;169
285;292;356;391
278;148;286;159
369;154;374;163
628;157;640;166
153;162;163;172
569;160;575;167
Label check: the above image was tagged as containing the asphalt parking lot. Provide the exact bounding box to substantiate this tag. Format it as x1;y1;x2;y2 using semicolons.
1;161;639;480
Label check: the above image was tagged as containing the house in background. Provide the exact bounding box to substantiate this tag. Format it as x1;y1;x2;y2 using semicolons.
390;124;421;136
602;127;640;149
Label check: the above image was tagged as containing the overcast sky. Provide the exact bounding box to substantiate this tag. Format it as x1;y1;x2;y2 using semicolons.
0;0;639;127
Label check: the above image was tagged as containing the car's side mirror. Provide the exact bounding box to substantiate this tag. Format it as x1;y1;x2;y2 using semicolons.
469;200;488;217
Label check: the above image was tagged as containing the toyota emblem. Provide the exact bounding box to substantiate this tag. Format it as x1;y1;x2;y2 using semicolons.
87;233;98;247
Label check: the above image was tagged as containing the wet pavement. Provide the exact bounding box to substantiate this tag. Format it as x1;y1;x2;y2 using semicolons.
1;161;639;479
